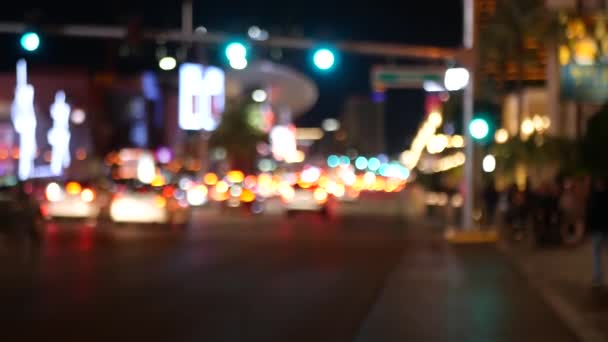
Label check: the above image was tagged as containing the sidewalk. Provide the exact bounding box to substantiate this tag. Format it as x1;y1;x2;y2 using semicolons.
499;238;608;342
355;223;577;341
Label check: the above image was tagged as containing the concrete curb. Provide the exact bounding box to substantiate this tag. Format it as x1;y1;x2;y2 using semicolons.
497;242;606;342
444;228;499;244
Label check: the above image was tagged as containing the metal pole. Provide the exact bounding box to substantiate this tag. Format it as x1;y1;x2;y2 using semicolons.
0;22;460;61
462;79;474;230
182;1;193;37
461;0;475;230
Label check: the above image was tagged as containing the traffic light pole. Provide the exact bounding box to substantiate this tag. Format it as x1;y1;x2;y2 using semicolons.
462;0;476;230
462;76;474;230
0;22;461;61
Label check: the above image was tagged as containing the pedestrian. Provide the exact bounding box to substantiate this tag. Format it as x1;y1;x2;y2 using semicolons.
586;177;608;288
483;182;498;227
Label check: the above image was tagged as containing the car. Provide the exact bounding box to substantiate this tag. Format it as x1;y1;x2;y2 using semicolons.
41;181;103;221
0;185;42;238
109;184;190;226
282;184;331;217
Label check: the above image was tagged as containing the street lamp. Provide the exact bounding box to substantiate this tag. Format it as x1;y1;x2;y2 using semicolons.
482;154;496;173
444;67;470;91
252;89;267;103
158;56;177;71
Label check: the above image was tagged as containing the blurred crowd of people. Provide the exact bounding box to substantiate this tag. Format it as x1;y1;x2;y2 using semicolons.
482;175;608;287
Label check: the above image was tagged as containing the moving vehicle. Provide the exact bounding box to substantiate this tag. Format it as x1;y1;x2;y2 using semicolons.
41;181;103;220
109;184;190;226
282;184;330;217
0;185;42;236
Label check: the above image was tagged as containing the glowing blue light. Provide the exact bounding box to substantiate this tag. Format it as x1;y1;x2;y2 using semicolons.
327;155;340;168
355;156;368;170
368;158;381;171
313;48;336;70
20;32;40;52
380;163;410;179
340;156;351;166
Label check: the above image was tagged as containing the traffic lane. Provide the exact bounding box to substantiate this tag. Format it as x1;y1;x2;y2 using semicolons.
356;229;578;342
0;213;409;342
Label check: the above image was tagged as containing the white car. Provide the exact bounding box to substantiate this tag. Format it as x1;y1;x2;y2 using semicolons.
109;187;190;225
282;185;330;216
43;182;101;220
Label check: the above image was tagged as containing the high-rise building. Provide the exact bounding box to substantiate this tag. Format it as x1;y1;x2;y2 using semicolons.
340;96;385;156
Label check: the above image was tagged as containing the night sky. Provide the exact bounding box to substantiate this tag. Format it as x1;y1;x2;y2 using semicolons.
0;1;463;154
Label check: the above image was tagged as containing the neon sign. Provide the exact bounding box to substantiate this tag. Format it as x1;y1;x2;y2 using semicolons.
11;59;37;180
179;63;225;131
47;91;71;175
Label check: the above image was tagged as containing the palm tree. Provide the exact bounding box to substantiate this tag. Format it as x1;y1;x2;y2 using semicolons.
209;100;268;173
479;0;554;122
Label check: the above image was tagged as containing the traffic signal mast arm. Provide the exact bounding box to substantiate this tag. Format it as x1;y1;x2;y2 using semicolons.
0;22;463;61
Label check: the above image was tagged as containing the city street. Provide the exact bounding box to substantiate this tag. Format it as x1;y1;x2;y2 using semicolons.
0;208;576;341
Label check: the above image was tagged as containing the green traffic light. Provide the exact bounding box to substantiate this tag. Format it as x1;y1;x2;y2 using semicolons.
20;32;40;52
313;48;336;71
225;42;248;70
469;118;490;140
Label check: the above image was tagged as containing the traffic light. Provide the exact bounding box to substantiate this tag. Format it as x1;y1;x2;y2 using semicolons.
20;31;40;52
225;41;248;70
312;47;337;71
469;118;490;141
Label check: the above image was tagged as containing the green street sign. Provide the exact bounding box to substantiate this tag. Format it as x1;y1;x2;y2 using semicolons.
372;66;445;89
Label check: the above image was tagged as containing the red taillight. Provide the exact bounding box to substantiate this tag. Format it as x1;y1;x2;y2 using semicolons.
162;186;175;198
39;204;49;218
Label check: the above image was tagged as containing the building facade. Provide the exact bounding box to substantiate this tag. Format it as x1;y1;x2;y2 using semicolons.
340;96;385;156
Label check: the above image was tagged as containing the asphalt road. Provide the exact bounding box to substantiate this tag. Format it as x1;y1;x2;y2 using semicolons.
0;209;577;341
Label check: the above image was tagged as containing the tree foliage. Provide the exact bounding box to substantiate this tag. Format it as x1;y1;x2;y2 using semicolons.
583;105;608;177
209;100;268;172
479;0;555;102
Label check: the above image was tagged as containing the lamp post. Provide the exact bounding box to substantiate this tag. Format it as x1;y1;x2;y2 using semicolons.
444;65;474;230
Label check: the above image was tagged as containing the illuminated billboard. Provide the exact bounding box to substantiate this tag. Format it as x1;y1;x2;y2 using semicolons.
559;14;608;102
179;63;225;131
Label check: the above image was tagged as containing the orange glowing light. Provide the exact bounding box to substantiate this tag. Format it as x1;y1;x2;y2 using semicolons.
154;196;167;208
215;181;229;194
204;173;219;186
240;189;256;203
226;170;245;183
66;182;82;195
279;183;295;202
314;188;328;203
258;173;272;188
374;178;386;192
151;174;166;187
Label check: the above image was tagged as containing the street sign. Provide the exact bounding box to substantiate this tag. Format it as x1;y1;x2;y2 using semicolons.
371;66;445;89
